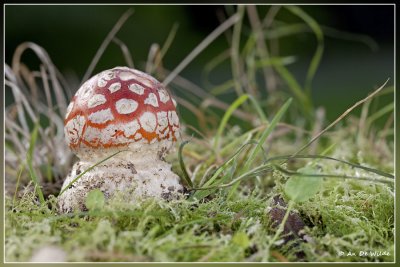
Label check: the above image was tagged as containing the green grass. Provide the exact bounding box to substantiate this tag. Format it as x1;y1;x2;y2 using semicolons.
4;5;394;263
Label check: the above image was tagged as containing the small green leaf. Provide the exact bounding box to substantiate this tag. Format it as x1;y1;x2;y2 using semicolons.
284;166;322;203
85;189;105;211
232;232;250;249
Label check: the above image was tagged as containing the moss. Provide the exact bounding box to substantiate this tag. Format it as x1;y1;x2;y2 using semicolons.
5;145;394;262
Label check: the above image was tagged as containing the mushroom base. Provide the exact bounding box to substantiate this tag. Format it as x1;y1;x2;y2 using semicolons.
57;156;184;213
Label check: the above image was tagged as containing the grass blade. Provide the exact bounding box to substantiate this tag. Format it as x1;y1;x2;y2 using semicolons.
268;154;394;179
286;6;324;96
12;165;24;208
58;150;127;197
193;155;393;192
243;98;293;171
275;165;394;185
190;140;259;200
272;63;312;116
227;98;292;199
366;102;394;127
178;140;193;189
213;94;250;152
26;120;45;204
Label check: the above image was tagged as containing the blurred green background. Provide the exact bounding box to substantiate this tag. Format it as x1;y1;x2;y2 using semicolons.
5;5;394;123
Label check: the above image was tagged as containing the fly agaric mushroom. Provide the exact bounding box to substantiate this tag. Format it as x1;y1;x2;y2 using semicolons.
58;66;183;213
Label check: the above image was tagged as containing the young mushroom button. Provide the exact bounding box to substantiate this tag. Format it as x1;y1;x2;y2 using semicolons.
58;67;183;213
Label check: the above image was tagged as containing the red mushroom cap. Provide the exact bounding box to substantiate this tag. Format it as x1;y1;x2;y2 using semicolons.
64;67;179;159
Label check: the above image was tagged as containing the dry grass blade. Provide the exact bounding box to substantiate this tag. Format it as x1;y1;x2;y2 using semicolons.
11;42;67;113
81;9;134;83
321;25;379;51
169;72;255;122
157;23;180;67
19;64;39;100
247;5;277;93
146;43;160;74
147;23;179;76
173;95;208;129
5;79;37;132
6;42;73;190
163;12;240;86
40;65;56;147
293;79;390;157
230;6;245;96
309;107;325;154
112;37;135;68
5;117;26;159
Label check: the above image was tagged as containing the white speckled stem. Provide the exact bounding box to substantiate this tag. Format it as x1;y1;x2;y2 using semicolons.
57;153;183;213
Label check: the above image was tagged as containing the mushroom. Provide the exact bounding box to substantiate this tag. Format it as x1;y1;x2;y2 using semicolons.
58;67;183;213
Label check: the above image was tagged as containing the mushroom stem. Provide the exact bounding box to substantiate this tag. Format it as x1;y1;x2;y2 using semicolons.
58;154;183;213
